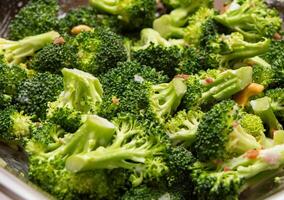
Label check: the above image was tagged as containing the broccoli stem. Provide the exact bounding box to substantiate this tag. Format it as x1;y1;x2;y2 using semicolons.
89;0;119;15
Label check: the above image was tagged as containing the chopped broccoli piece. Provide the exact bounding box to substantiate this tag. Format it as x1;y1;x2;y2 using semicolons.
165;109;204;147
30;43;78;73
16;72;63;120
0;106;32;144
65;115;168;185
8;0;59;40
131;28;184;77
153;0;213;39
214;0;281;41
89;0;156;30
250;97;283;136
266;88;284;123
0;31;60;64
70;27;127;75
181;67;252;111
193;100;261;162
98;61;169;120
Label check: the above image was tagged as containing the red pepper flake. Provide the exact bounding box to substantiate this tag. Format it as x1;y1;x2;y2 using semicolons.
112;96;120;105
175;74;190;80
245;149;259;159
205;77;214;84
223;166;231;172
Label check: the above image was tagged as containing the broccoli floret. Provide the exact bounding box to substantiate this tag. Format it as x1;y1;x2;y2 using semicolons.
98;61;169;120
0;31;60;64
121;185;185;200
261;40;284;86
131;28;184;77
16;72;63;120
26;116;124;199
193;100;261;162
183;7;215;45
214;0;281;41
65;115;168;185
0;106;32;145
181;67;252;111
0;93;12;110
265;88;284;124
89;0;156;30
30;43;78;73
153;0;213;39
250;97;283;136
240;113;266;144
0;62;28;96
47;68;103;131
58;6;123;34
165;109;204;147
70;27;127;75
8;0;59;40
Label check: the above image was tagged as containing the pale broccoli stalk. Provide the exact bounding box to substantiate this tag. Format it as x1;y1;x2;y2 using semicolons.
153;0;212;39
274;130;284;145
48;68;103;115
150;77;187;123
165;110;204;147
0;31;60;64
250;97;283;137
65;115;165;173
202;66;252;103
219;33;270;67
26;115;115;159
222;144;284;179
214;0;281;41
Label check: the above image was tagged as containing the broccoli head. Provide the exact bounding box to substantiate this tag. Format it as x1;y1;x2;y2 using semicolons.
193;100;261;162
165;109;204;147
89;0;156;30
0;106;32;145
265;88;284;124
16;72;63;120
0;31;60;64
131;28;184;77
214;0;281;41
8;0;59;40
70;27;127;75
181;67;252;111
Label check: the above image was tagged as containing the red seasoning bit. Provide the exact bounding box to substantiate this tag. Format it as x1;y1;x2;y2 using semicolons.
175;74;190;80
245;149;259;159
53;37;65;45
273;32;282;41
205;77;214;85
223;166;231;172
112;96;120;105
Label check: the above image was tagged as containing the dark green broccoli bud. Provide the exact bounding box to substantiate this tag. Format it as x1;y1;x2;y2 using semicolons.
191;162;243;200
181;67;252;111
194;100;261;162
98;61;169;120
70;27;127;75
89;0;156;30
266;88;284;123
0;31;60;64
0;93;12;110
250;97;283;136
214;0;281;41
131;28;184;77
16;72;63;120
183;7;215;45
8;0;59;40
261;40;284;86
121;185;185;200
58;6;123;34
153;0;213;39
240;113;266;144
65;115;168;185
30;43;79;73
0;62;28;96
0;106;32;144
165;110;204;147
